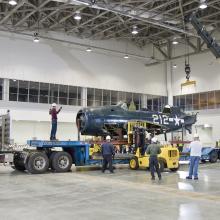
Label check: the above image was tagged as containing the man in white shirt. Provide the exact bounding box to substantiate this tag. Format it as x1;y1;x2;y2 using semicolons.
186;134;203;180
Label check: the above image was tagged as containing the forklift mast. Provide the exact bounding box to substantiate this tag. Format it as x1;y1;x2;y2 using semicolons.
133;126;146;148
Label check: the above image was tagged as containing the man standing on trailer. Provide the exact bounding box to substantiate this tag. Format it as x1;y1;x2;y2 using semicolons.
146;137;162;180
101;135;115;173
49;103;62;140
186;134;202;180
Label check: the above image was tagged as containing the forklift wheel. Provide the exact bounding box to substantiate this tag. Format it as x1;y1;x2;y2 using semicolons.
129;157;139;170
158;160;165;172
170;163;180;172
170;167;179;172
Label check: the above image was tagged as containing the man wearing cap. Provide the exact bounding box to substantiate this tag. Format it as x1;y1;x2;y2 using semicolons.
101;135;115;173
146;137;162;180
186;134;202;180
49;103;62;140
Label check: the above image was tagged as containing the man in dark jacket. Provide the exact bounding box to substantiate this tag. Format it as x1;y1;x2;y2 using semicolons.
49;103;62;140
101;135;115;173
146;137;162;180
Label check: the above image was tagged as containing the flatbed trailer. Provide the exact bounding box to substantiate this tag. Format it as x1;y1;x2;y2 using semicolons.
10;140;131;174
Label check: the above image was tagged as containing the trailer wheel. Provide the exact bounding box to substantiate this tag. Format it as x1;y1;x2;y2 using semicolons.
26;152;49;174
158;160;165;172
49;152;57;170
51;152;72;172
13;152;25;171
209;151;218;163
129;157;139;170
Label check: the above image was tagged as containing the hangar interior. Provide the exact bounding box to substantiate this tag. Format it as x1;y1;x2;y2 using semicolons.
0;0;220;220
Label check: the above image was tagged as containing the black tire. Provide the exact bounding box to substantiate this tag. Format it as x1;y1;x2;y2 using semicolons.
170;168;179;172
209;151;218;163
170;163;180;172
13;152;25;171
51;152;72;172
26;152;49;174
158;160;165;172
129;157;139;170
49;152;57;170
201;159;206;163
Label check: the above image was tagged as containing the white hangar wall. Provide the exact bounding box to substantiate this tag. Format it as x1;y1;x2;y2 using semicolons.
0;31;166;95
0;31;166;144
2;28;220;145
172;52;220;96
170;46;220;145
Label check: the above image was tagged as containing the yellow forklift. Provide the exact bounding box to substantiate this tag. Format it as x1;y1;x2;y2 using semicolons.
128;122;179;172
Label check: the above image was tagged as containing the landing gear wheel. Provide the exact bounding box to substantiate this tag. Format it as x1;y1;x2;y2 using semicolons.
129;157;139;170
51;152;72;172
209;151;218;163
13;152;25;171
26;152;49;174
158;160;165;172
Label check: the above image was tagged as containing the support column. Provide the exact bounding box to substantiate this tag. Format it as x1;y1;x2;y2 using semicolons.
141;94;147;108
165;61;173;106
3;78;9;101
81;87;87;107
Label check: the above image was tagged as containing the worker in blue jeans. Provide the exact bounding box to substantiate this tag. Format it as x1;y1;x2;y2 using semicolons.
49;103;62;140
101;135;115;173
146;137;162;180
186;134;202;180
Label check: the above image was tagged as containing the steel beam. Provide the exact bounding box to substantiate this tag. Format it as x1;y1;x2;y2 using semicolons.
67;0;195;36
91;1;156;39
0;1;25;25
14;0;51;27
49;12;76;29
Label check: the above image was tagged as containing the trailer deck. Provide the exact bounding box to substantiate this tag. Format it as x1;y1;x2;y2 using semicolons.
6;140;131;174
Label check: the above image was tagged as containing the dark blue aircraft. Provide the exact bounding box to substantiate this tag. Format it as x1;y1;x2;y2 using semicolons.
76;102;197;137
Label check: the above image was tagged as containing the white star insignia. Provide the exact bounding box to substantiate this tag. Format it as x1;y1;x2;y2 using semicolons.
174;115;181;126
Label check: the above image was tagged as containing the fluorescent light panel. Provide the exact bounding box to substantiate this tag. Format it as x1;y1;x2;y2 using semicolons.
74;11;81;20
9;0;17;5
199;0;207;9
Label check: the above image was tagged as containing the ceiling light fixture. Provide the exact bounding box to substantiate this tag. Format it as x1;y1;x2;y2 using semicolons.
72;0;90;6
74;11;82;20
172;38;178;45
173;64;177;68
8;0;17;5
199;0;207;9
124;54;129;59
33;32;40;43
86;47;92;52
131;25;138;35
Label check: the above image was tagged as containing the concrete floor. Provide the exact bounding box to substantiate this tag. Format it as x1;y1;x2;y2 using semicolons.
0;163;220;220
